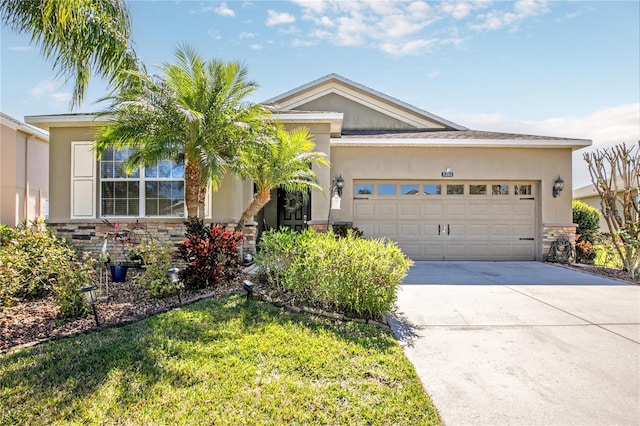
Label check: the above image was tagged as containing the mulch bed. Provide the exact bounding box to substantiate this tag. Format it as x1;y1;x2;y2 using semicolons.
3;262;637;353
1;267;245;353
562;263;640;284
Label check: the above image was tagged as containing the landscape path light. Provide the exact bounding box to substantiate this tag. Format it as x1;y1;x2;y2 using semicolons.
166;267;182;304
80;285;99;326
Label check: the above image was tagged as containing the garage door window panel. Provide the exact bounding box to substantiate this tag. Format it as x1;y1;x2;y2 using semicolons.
378;184;397;196
515;184;532;195
492;184;509;195
355;184;373;195
470;184;487;195
401;184;420;195
423;184;442;195
447;184;464;195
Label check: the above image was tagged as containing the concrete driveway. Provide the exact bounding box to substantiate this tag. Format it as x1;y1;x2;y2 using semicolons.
389;262;640;426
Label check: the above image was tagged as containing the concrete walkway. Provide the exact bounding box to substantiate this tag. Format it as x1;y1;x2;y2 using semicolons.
389;262;640;426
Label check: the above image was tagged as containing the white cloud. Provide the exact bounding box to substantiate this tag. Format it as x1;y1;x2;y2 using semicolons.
198;2;235;17
239;32;256;39
215;2;235;17
266;10;296;26
470;0;550;31
288;0;553;56
250;44;262;50
442;103;640;187
29;78;71;104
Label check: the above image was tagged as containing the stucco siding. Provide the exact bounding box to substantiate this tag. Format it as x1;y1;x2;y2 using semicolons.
294;93;420;130
328;146;573;225
1;120;49;226
48;127;97;220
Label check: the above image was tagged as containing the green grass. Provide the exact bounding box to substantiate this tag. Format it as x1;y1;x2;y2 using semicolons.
1;295;441;425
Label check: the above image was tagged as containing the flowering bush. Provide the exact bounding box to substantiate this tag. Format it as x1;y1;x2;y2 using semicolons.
177;218;244;289
575;235;596;264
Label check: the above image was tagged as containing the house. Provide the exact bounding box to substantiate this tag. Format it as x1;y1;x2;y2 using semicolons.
0;113;49;227
25;74;590;260
573;182;638;232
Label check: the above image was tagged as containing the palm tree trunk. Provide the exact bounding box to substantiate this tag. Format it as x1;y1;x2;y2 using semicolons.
184;159;204;219
236;190;271;232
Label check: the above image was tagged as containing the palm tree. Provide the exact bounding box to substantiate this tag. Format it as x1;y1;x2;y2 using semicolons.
95;44;267;219
1;0;137;108
234;122;329;231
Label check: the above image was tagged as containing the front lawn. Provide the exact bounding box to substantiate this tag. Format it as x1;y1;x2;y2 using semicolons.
1;294;441;425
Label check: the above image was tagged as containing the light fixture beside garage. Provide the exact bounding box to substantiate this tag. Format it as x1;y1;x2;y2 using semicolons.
553;176;565;198
330;175;344;210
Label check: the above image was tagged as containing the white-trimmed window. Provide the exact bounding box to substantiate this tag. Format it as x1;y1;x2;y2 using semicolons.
100;148;185;217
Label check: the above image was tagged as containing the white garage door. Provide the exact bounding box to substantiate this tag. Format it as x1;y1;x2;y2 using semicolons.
353;181;537;261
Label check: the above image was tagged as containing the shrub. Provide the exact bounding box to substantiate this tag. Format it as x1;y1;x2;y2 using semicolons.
0;222;92;317
332;223;364;238
137;239;176;298
257;229;412;319
573;200;600;244
594;243;623;268
177;218;244;289
575;236;596;264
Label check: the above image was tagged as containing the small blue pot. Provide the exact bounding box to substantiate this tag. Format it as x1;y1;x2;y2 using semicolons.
109;265;129;283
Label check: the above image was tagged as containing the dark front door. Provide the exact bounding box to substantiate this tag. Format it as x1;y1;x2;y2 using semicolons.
278;189;310;231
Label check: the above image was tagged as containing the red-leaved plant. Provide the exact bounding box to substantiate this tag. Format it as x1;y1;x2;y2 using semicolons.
177;218;244;289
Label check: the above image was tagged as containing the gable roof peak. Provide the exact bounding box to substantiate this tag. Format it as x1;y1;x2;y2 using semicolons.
264;73;467;131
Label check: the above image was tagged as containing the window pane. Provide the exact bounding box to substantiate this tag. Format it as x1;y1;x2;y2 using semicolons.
171;181;184;201
401;184;419;195
102;199;114;216
145;163;158;178
102;148;114;161
101;162;113;179
492;184;509;195
158;161;172;178
146;200;157;216
470;185;486;195
515;184;532;195
447;184;464;195
355;184;373;195
114;182;128;198
378;184;396;196
101;182;114;198
128;199;139;216
423;184;441;195
172;162;184;178
146;181;158;198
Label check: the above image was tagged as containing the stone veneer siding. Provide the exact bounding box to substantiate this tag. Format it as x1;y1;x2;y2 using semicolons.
542;223;577;261
46;219;257;259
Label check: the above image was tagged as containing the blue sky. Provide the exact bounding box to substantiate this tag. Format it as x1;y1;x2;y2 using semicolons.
1;0;639;187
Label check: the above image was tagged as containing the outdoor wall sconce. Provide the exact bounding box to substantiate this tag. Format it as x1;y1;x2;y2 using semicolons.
330;175;344;211
553;176;565;198
80;285;99;326
243;279;255;299
166;267;182;304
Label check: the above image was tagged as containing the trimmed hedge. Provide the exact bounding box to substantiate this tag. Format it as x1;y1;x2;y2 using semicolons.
256;228;412;319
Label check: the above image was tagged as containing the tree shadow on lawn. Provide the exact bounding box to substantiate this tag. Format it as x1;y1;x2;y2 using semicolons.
1;294;401;423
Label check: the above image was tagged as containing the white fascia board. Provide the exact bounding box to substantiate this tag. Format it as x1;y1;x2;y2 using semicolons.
1;114;49;141
331;138;593;150
25;113;110;131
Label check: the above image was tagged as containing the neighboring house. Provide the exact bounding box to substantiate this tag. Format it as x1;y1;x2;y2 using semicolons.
0;113;49;227
25;74;590;261
573;182;638;232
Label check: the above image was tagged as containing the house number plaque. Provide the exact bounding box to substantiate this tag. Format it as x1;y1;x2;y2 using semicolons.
441;167;454;177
